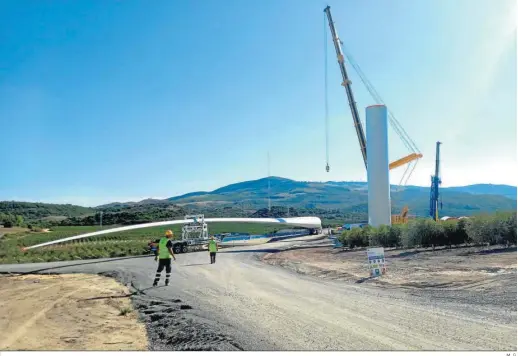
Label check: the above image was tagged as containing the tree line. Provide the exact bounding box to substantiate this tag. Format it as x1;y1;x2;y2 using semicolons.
338;211;517;249
0;213;24;228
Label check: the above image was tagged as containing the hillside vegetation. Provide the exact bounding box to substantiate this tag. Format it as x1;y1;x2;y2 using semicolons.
168;177;516;215
0;223;282;264
339;211;517;250
1;177;516;228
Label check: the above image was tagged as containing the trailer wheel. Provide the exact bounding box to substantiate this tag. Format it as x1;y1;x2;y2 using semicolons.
181;245;188;253
173;245;182;254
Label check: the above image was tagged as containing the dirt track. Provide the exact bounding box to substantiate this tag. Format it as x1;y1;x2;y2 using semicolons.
263;242;517;302
0;235;516;351
0;274;147;351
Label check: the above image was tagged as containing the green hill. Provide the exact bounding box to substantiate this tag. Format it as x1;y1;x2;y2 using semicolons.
1;177;515;227
0;201;94;221
167;177;516;216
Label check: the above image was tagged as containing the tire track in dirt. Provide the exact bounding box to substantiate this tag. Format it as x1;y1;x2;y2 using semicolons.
1;237;515;351
229;264;472;350
174;247;517;351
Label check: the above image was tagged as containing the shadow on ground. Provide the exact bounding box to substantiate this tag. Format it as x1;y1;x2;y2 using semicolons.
472;246;516;255
355;275;380;284
220;245;321;255
182;263;210;267
0;255;151;275
391;245;517;259
79;285;167;302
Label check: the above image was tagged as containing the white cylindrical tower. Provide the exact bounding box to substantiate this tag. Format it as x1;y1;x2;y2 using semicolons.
366;105;391;227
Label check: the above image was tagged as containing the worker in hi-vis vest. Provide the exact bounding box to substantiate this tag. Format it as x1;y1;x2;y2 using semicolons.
208;236;218;264
153;230;176;287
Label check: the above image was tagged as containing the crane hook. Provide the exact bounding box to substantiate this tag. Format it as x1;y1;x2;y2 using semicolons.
326;163;330;172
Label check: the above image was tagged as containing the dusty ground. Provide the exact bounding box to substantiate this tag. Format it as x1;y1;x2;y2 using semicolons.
0;227;29;237
0;274;148;351
0;236;516;351
0;227;29;233
262;242;517;308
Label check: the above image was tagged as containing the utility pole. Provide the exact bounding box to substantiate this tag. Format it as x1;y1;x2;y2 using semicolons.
99;211;103;228
267;152;271;214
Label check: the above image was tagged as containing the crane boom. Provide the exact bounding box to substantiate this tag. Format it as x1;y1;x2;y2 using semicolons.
429;141;442;221
324;6;423;174
389;152;423;170
324;6;367;169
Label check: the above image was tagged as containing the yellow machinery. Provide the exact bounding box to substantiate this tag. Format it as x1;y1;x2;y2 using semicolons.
391;206;409;224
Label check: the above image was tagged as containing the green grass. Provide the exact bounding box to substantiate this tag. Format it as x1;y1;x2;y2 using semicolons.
119;307;132;316
0;223;284;264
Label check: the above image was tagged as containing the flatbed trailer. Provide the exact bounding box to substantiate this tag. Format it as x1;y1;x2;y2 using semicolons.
170;238;211;254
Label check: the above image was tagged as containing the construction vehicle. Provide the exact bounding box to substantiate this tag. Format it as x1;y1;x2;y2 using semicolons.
323;5;423;174
429;141;442;221
391;206;409;224
171;214;213;254
146;215;212;255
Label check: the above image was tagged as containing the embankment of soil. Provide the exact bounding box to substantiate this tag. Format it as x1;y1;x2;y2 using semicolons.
261;244;517;309
0;274;148;351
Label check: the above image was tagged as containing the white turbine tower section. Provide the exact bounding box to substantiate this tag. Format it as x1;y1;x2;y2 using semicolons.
366;105;391;227
22;217;322;250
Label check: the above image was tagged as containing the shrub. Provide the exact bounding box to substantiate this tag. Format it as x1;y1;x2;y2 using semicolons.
387;224;404;247
504;212;517;246
401;219;444;248
454;219;470;244
368;225;389;247
340;227;370;248
441;221;457;247
465;212;517;247
367;225;402;247
364;224;405;248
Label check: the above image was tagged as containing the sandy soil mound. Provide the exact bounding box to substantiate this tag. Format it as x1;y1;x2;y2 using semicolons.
0;274;148;351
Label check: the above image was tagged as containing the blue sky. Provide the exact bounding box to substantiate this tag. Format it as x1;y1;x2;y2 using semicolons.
0;0;516;206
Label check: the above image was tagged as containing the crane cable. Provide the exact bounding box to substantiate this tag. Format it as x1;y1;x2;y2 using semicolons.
324;12;330;172
341;46;419;154
339;45;422;185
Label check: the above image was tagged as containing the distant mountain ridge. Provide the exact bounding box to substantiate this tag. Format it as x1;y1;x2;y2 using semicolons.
440;184;517;199
168;177;517;200
1;177;516;224
163;176;516;217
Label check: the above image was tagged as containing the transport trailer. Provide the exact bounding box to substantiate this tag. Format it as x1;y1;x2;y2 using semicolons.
146;215;212;255
171;238;211;254
146;238;210;255
171;215;212;254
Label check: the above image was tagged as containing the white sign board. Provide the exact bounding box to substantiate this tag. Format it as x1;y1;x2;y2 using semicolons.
367;247;386;277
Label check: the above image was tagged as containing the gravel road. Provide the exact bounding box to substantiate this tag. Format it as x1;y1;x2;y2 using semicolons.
1;235;516;351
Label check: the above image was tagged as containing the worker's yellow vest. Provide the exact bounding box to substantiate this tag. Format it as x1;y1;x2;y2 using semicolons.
208;240;217;252
159;238;171;259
